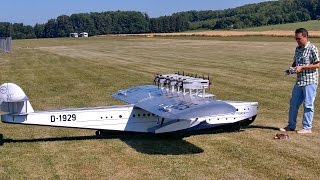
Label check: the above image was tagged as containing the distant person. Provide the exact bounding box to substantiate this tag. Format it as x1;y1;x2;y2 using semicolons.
280;28;320;134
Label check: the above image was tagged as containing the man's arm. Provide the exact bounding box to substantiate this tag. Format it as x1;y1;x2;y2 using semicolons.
295;46;319;73
295;62;319;73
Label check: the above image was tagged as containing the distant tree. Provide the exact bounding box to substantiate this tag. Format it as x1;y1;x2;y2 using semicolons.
296;9;311;21
80;13;96;35
43;19;56;38
11;23;35;39
22;25;36;39
149;18;160;32
70;13;96;35
162;16;171;32
294;0;319;19
56;15;74;37
34;23;45;38
175;15;190;31
0;22;13;37
70;14;82;32
288;12;299;23
233;21;245;29
91;12;112;34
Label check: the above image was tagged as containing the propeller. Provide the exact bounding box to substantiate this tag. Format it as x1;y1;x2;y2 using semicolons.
154;74;165;88
208;75;212;90
174;78;180;90
164;76;171;88
175;78;184;91
153;74;159;85
202;75;212;89
180;78;186;91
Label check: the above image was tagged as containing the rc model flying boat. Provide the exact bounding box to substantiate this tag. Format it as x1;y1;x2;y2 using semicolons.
0;73;258;135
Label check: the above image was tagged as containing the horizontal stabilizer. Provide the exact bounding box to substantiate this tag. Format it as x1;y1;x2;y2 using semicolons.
0;83;29;102
0;83;34;114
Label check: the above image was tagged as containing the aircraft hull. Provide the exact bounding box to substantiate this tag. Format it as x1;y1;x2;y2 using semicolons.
1;101;257;134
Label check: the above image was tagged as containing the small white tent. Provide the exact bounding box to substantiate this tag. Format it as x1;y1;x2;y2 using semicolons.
70;33;78;38
79;32;88;37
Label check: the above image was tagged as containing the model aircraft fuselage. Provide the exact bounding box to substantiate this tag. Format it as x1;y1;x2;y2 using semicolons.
0;73;258;134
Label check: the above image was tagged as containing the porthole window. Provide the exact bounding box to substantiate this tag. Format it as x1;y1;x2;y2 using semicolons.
133;114;136;117
119;115;122;118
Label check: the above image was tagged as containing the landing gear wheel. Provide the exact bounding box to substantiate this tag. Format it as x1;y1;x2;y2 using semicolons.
0;134;3;146
95;130;102;137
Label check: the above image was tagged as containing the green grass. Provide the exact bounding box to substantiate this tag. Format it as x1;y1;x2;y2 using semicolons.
1;36;320;179
243;20;320;31
158;35;320;43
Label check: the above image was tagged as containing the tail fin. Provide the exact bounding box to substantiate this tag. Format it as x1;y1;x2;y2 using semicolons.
0;83;34;115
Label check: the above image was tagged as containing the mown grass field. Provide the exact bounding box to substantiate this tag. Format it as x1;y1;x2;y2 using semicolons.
243;20;320;31
0;36;320;179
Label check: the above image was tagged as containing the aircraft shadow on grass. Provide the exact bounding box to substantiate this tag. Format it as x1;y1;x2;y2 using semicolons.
0;131;203;155
0;124;279;155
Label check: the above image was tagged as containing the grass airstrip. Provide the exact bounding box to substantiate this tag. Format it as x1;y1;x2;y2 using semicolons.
0;34;320;179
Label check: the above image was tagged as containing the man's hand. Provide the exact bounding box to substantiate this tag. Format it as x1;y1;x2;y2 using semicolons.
295;66;303;73
285;67;296;75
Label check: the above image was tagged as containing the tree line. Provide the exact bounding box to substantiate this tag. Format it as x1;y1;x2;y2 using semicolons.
0;0;320;39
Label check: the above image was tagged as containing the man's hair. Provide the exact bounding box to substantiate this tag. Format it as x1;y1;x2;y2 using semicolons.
295;28;308;38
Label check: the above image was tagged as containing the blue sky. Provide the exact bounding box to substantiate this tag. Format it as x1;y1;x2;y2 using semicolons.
1;0;270;26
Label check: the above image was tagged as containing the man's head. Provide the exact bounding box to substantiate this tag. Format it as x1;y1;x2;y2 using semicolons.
295;28;309;47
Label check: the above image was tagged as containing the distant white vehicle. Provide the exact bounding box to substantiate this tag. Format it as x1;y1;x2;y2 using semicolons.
70;33;78;38
79;32;88;37
0;73;258;135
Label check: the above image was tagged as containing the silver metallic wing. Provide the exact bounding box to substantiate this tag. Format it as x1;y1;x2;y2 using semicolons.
112;85;236;119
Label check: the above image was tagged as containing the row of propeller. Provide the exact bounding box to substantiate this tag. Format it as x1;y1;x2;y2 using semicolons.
153;72;212;90
153;75;184;89
175;71;210;80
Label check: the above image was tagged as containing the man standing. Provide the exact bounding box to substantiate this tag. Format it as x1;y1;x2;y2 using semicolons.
280;28;320;134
